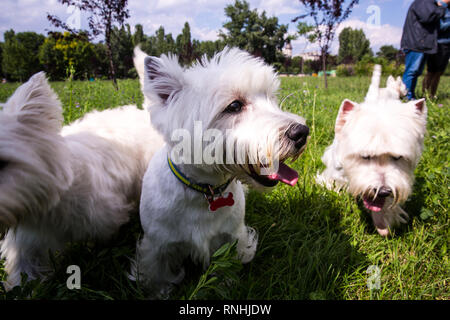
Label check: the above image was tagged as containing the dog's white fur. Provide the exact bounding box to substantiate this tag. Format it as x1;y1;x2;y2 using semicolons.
379;75;407;100
0;72;163;289
316;65;427;236
132;47;308;296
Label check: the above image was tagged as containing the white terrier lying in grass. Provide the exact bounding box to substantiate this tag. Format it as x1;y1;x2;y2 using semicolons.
132;47;309;296
316;65;427;236
0;72;163;289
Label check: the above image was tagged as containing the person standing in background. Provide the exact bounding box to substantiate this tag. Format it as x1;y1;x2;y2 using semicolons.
422;0;450;98
400;0;448;100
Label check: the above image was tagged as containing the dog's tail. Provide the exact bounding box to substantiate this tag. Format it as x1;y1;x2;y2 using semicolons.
134;46;153;109
133;46;147;89
365;64;381;102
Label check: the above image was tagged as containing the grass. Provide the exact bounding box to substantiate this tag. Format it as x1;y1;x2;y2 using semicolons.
0;75;448;300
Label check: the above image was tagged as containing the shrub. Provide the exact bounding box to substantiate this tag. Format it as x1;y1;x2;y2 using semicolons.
384;61;404;77
336;64;355;77
444;63;450;76
353;55;405;77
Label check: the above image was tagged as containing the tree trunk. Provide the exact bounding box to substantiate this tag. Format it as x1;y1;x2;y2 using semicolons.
105;24;118;91
322;50;328;89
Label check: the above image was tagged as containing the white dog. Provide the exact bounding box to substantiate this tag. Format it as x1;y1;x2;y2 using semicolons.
0;72;163;289
316;65;427;236
379;73;407;100
132;47;309;296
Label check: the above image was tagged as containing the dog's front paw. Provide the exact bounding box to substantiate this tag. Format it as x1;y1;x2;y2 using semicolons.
371;205;409;237
154;283;175;300
385;205;409;227
315;169;347;192
396;207;409;224
237;226;258;264
371;211;390;237
376;227;390;237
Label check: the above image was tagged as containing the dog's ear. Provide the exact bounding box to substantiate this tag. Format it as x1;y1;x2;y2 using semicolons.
411;98;427;115
143;54;184;105
386;75;395;87
3;72;63;132
335;99;357;134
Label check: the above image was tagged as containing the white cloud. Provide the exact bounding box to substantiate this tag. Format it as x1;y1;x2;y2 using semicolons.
191;26;219;41
336;19;402;52
130;12;192;36
152;0;228;11
127;0;227;42
1;0;402;58
2;0;302;43
291;18;403;56
0;0;67;40
127;0;302;44
256;0;302;16
154;0;192;10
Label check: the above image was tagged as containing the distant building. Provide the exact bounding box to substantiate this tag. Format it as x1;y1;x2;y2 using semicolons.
282;41;293;58
296;51;321;61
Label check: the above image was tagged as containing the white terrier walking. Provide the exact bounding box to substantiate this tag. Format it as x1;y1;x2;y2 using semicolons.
0;72;163;289
316;65;427;236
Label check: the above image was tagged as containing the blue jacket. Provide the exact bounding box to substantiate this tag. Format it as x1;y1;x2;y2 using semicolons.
437;5;450;43
401;0;446;53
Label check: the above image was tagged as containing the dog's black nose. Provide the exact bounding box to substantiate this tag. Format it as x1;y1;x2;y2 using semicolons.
287;123;309;148
376;187;392;198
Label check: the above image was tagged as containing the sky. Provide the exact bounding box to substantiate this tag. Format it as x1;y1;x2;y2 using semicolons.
0;0;415;56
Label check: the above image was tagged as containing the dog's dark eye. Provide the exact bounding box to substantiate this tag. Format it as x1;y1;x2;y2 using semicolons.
0;160;7;170
224;100;243;113
362;155;371;160
391;156;402;161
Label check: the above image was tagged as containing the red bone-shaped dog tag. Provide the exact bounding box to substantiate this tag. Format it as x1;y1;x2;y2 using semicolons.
208;192;234;212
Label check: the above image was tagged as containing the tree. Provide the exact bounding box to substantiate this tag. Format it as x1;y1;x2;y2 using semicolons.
133;24;145;47
2;30;45;81
47;0;130;90
0;43;3;79
91;42;110;78
111;24;134;78
39;31;97;80
39;33;66;80
144;26;176;57
338;27;372;64
376;45;399;62
194;40;226;60
291;56;304;73
293;0;359;88
176;22;194;65
1;39;23;81
220;0;288;64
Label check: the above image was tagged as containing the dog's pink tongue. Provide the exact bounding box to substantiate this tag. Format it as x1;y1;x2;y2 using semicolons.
267;163;299;186
363;196;386;212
